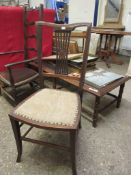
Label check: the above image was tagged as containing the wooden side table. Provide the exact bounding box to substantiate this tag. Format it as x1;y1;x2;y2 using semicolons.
30;61;130;127
71;29;131;67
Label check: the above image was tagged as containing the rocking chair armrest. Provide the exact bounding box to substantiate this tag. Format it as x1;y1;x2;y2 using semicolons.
5;57;38;68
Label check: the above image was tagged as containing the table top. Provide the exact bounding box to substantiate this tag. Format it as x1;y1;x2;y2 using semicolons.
91;28;131;35
31;61;130;97
71;28;131;38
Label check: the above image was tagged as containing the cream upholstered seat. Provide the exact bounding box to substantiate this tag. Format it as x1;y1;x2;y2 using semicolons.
15;89;79;127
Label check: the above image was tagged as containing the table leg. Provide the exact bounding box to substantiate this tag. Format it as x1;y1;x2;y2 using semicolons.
114;35;118;52
93;96;100;127
117;37;122;53
110;35;123;65
82;38;85;52
116;83;125;108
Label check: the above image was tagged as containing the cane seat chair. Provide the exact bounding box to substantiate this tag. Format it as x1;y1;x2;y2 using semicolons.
9;22;92;175
0;4;43;105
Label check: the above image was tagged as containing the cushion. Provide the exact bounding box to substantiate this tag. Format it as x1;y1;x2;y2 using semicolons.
0;67;38;86
14;89;80;127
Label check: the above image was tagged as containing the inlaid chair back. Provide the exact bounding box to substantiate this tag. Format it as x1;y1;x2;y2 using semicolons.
36;22;92;97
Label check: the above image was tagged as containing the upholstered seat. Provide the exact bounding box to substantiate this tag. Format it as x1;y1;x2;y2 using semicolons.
0;67;38;86
14;89;80;128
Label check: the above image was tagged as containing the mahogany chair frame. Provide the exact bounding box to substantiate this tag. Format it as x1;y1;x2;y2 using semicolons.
9;22;92;175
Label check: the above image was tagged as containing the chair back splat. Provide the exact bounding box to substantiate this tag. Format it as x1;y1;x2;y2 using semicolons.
36;21;92;99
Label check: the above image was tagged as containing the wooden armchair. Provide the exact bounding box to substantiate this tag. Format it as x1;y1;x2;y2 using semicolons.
9;22;92;175
0;5;43;105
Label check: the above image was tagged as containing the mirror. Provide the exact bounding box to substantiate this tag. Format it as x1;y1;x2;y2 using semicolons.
104;0;123;22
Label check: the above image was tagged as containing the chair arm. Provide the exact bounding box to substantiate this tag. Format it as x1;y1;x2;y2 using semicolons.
5;57;38;68
0;50;24;56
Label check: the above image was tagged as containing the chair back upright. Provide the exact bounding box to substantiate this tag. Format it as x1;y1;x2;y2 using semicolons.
36;21;92;98
23;4;43;63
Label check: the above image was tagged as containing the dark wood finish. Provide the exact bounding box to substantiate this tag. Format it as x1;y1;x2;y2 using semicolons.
0;5;43;105
9;21;92;175
9;117;22;162
116;83;125;108
93;96;100;127
70;130;77;175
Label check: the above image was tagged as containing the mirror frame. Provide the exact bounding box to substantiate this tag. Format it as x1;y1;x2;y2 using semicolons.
104;0;123;23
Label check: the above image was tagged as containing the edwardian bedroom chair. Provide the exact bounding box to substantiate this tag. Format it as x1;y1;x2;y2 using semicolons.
9;21;92;175
0;5;43;105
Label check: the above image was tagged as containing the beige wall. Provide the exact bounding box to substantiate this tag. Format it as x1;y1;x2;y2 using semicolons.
30;0;44;7
69;0;95;23
98;0;131;27
97;0;106;25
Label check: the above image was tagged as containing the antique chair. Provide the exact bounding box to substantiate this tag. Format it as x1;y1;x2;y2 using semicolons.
9;22;92;175
0;5;43;105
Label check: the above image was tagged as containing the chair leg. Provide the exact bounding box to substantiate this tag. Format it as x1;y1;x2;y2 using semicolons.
70;130;77;175
53;78;57;89
116;83;125;108
79;120;81;129
9;116;22;162
29;82;34;88
12;87;17;101
93;96;100;127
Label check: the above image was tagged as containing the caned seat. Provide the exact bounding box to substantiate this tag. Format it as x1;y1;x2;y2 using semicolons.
9;21;92;175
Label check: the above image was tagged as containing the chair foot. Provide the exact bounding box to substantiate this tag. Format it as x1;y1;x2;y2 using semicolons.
92;96;100;128
79;121;81;129
16;154;22;163
70;131;77;175
9;116;22;162
92;121;97;128
116;83;125;108
29;81;38;89
29;82;34;88
53;78;57;89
